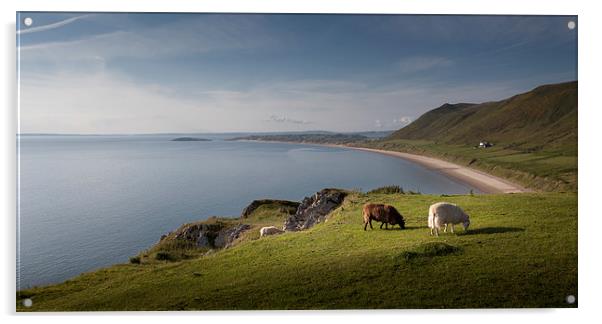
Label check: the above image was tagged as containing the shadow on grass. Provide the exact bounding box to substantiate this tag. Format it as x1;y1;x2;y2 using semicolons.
461;227;525;235
373;226;426;231
403;226;427;230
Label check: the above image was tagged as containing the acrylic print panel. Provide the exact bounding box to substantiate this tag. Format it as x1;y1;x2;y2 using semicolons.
16;12;577;311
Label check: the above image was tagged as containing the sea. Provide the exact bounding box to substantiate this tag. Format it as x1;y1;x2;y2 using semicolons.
17;134;478;289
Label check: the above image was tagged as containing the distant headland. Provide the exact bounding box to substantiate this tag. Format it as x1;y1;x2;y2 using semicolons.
171;137;212;142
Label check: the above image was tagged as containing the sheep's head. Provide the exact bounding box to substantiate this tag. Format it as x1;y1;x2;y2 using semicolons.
462;214;470;230
390;213;405;229
398;217;406;230
386;206;405;229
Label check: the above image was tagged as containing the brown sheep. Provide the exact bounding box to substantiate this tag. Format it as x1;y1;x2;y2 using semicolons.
363;203;406;231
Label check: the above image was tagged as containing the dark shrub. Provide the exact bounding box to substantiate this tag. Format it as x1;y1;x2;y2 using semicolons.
367;185;404;195
155;251;175;261
396;242;462;265
417;242;461;257
129;256;141;264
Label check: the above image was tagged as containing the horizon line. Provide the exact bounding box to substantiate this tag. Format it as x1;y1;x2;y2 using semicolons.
16;129;399;136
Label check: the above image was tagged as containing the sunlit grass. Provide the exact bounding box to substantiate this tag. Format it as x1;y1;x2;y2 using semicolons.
17;192;577;310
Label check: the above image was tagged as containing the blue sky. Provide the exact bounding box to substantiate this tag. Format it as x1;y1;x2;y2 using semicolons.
17;13;577;134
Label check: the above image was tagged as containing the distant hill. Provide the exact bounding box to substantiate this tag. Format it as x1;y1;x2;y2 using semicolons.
171;137;211;142
388;81;577;153
229;133;369;144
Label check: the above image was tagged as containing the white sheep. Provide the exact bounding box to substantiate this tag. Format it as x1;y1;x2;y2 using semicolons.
260;226;284;237
428;202;470;236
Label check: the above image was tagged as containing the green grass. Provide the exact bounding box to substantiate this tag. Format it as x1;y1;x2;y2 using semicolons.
17;192;577;310
355;139;577;191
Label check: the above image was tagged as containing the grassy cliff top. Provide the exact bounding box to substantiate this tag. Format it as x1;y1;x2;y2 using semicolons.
18;192;577;310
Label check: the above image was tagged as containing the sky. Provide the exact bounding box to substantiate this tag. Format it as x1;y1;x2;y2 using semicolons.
17;13;577;134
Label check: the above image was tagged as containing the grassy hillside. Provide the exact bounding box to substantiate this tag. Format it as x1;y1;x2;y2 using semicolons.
389;81;577;153
17;192;577;310
360;81;577;191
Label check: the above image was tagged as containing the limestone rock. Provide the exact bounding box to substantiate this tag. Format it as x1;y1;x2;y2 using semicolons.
283;188;347;231
171;222;250;249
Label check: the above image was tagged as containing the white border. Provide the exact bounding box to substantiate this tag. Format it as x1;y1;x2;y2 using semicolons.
2;0;600;323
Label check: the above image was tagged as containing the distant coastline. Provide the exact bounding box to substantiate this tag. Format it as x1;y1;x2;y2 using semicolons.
171;137;212;142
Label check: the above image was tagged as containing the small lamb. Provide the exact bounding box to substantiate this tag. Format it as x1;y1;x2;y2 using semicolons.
428;202;470;236
260;226;284;237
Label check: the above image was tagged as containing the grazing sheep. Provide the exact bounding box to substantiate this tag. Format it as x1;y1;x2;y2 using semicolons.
260;226;284;237
363;203;406;231
428;202;470;236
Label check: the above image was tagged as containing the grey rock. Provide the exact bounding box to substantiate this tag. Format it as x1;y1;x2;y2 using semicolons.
171;222;250;249
215;224;251;248
283;188;347;231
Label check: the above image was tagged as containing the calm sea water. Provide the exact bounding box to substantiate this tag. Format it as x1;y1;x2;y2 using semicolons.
17;135;477;289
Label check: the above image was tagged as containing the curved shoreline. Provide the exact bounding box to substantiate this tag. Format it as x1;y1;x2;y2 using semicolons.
241;140;529;194
340;146;530;194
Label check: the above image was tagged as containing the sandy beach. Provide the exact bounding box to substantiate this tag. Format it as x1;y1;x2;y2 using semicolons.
342;146;530;194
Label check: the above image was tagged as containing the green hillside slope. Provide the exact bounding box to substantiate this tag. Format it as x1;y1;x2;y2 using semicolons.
389;81;577;153
17;192;577;310
358;81;578;191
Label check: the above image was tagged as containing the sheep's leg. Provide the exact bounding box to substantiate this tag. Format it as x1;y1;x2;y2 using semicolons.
430;227;433;235
369;219;373;230
444;224;448;233
364;221;368;231
380;222;384;229
434;227;439;237
450;224;455;233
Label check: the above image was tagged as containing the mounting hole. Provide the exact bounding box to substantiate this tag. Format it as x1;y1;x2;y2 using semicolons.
566;295;576;304
23;17;33;27
22;298;33;307
567;21;576;30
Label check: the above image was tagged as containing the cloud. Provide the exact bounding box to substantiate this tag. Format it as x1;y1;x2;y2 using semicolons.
18;15;274;64
17;14;92;35
266;115;312;125
18;61;541;134
397;56;453;73
393;116;413;126
372;116;412;130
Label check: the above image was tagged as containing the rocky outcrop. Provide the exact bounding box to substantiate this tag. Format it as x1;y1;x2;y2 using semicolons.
240;199;300;218
283;188;347;231
170;221;250;249
215;224;252;248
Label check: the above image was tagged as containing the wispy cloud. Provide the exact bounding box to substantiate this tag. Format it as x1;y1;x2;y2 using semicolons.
266;115;312;125
18;15;274;63
17;14;92;35
397;56;453;73
374;116;412;130
393;116;413;126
